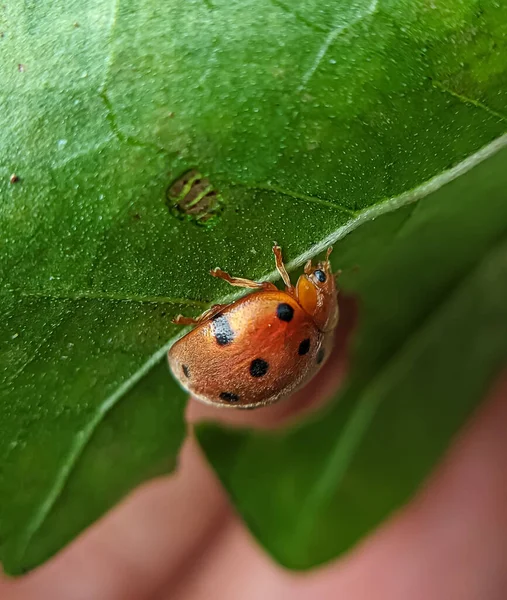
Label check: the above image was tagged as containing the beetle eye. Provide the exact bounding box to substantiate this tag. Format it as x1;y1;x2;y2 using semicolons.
314;269;326;283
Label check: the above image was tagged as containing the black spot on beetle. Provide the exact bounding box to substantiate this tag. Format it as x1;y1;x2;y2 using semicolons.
317;347;325;364
212;313;234;345
220;391;239;403
298;338;311;355
276;302;294;322
250;358;269;377
182;364;190;378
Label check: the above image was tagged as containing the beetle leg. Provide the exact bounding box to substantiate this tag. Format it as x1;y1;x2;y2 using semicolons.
210;268;277;291
172;303;229;326
172;314;200;325
272;245;295;294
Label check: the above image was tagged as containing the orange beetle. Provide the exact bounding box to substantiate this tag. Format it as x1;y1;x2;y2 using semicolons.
168;245;339;409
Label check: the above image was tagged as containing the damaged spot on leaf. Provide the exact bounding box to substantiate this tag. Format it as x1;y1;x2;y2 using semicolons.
166;169;224;227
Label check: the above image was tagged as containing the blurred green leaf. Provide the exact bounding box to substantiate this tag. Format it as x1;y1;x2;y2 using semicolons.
1;0;506;574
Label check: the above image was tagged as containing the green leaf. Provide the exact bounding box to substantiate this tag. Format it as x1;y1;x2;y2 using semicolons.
197;143;507;570
0;297;189;574
1;0;506;574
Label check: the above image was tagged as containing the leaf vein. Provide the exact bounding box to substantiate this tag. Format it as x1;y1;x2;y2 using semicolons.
269;0;327;33
242;182;357;216
432;80;507;124
14;290;210;308
3;305;73;387
298;0;379;92
50;137;115;170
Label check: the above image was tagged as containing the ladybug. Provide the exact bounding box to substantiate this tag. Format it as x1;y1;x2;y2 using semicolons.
168;245;339;409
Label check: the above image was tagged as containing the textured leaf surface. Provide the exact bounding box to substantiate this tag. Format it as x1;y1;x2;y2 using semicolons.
1;0;506;574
